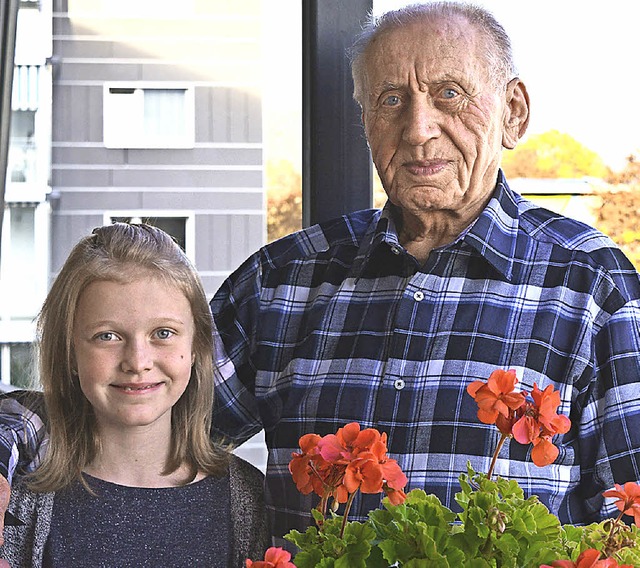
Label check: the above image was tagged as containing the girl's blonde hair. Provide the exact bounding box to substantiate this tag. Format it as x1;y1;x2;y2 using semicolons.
29;223;228;492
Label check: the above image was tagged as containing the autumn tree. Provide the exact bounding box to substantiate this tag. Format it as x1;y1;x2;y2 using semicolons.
607;153;640;184
267;160;302;242
501;130;610;179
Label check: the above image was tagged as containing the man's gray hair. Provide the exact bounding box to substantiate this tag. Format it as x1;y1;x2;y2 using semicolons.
349;1;518;107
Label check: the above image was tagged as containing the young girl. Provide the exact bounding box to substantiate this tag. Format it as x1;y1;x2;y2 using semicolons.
0;223;267;567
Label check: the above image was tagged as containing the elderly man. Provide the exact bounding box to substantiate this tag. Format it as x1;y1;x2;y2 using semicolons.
0;0;639;546
209;1;640;539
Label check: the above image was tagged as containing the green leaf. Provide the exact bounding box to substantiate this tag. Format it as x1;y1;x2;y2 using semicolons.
616;545;640;566
291;548;325;568
403;558;450;568
465;558;493;567
284;463;640;568
285;526;320;549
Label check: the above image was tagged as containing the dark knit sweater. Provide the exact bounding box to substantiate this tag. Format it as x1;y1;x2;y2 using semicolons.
1;455;268;568
44;473;230;567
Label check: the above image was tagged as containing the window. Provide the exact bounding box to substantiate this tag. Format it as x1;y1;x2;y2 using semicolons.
8;110;36;183
0;206;39;320
109;215;189;253
0;343;33;389
103;84;195;149
99;0;194;15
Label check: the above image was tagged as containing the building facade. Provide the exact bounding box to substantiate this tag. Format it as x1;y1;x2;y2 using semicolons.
1;0;266;388
0;0;53;387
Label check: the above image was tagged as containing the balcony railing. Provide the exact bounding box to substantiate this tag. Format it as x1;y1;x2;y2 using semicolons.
12;65;39;111
7;142;36;184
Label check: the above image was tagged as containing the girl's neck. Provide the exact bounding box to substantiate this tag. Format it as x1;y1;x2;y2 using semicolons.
83;424;197;488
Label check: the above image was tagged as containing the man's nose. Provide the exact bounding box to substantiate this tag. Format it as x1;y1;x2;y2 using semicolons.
121;338;153;374
402;98;441;145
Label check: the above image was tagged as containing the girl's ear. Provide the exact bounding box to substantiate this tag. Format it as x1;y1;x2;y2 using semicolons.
502;78;530;150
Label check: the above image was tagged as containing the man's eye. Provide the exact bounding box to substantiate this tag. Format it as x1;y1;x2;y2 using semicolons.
155;329;174;340
442;88;459;99
382;94;401;106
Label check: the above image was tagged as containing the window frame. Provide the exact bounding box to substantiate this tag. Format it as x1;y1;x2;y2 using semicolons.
103;211;196;262
102;82;196;150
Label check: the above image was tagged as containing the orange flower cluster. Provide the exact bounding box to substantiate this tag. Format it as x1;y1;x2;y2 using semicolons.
603;482;640;525
542;548;633;568
245;547;296;568
289;422;408;514
467;369;571;467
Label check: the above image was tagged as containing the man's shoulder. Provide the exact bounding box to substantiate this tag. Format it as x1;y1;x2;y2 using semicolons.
261;208;380;268
211;208;380;302
514;195;640;299
517;199;614;253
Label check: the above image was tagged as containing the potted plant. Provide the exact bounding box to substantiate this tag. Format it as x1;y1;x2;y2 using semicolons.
247;370;640;567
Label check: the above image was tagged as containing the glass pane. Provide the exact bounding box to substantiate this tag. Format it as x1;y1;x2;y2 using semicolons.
103;88;144;148
110;217;187;251
143;89;186;140
10;343;33;389
8;207;38;319
8;110;36;183
143;217;187;251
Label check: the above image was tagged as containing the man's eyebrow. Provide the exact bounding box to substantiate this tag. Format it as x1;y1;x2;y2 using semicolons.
372;80;402;94
374;75;460;91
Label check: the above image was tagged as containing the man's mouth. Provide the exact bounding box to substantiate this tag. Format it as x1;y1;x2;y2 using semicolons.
404;160;448;176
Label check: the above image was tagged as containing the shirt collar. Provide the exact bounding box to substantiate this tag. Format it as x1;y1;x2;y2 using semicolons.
347;206;405;279
462;171;519;281
350;170;520;281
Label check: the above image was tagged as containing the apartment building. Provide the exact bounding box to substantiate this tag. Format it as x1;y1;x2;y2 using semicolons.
1;0;266;387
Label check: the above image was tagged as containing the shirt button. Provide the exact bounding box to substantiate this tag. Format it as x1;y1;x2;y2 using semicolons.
390;245;401;255
394;379;405;390
413;290;424;302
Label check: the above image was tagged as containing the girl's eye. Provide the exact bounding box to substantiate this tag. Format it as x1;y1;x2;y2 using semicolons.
96;332;118;342
382;94;401;107
155;329;174;340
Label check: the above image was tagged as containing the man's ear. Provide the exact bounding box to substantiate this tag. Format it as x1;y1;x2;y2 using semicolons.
502;78;530;149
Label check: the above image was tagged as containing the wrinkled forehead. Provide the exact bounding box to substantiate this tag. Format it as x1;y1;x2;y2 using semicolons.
362;16;491;89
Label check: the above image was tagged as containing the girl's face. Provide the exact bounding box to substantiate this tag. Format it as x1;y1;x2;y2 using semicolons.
72;277;195;437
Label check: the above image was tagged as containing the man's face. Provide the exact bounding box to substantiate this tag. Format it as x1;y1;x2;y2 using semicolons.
361;16;513;219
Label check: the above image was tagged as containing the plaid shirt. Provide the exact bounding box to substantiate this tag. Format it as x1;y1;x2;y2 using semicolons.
2;173;640;540
210;171;640;540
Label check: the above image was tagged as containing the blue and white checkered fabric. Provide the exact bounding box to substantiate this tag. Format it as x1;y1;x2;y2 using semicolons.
210;171;640;540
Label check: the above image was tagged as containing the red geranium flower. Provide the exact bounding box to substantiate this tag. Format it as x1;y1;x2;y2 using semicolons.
603;481;640;525
246;546;297;568
541;547;632;567
468;370;572;476
317;422;381;463
531;383;572;436
467;369;526;425
511;384;571;467
289;433;323;495
289;422;408;529
383;483;407;505
343;453;383;494
372;432;408;498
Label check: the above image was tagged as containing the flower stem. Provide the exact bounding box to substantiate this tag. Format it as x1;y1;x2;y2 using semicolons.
340;492;358;539
603;509;626;553
487;433;509;480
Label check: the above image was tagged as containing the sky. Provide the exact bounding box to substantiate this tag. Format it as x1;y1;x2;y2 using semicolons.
264;1;640;171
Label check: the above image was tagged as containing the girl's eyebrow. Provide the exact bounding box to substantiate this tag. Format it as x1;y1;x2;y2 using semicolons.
82;316;190;329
